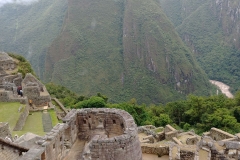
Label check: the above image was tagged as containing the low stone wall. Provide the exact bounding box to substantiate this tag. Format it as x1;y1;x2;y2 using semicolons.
141;144;169;157
52;98;68;114
180;150;195;160
210;128;235;141
164;124;176;133
13;104;30;131
0;122;12;140
0;90;10;101
165;131;178;140
186;136;198;145
0;138;28;160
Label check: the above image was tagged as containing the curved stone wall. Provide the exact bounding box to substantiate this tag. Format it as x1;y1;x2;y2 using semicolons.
75;108;142;160
20;108;142;160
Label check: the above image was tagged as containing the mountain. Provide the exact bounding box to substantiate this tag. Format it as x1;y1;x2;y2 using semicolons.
0;0;67;78
0;0;211;104
159;0;240;93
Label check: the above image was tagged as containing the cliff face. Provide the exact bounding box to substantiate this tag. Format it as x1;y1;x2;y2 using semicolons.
45;0;211;103
0;0;211;103
160;0;240;92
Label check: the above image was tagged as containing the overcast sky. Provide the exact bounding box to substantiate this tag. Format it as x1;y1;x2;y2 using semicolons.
0;0;38;7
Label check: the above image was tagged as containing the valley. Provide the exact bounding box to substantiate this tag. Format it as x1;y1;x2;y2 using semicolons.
0;0;239;104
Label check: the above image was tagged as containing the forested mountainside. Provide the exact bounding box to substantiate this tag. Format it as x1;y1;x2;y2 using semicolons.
0;0;211;104
159;0;240;93
0;0;67;78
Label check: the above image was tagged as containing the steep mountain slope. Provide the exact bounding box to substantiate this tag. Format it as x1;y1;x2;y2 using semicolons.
0;0;212;104
159;0;240;92
0;0;67;78
45;0;211;103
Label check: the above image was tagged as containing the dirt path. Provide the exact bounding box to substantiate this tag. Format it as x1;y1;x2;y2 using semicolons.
210;80;234;98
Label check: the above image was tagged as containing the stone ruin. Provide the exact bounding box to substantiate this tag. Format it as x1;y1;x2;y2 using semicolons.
2;108;240;160
0;52;51;108
138;124;240;160
0;52;16;71
22;73;51;107
2;108;142;160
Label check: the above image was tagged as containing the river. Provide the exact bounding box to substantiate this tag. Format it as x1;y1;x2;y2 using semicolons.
209;80;234;98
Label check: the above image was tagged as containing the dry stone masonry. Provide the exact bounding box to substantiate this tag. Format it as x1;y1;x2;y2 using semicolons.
139;124;240;160
19;108;142;160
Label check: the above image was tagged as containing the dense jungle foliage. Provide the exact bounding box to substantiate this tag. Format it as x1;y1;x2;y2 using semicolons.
46;83;240;134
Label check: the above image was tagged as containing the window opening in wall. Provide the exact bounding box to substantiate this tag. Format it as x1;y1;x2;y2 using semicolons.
89;115;91;118
88;123;91;129
121;123;124;129
41;151;46;160
113;120;116;124
53;143;55;149
60;136;62;141
83;119;87;124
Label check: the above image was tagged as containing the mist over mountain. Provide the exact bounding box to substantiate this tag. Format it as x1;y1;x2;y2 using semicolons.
0;0;212;104
0;0;38;7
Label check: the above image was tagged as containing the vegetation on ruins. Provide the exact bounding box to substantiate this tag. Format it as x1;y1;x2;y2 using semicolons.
8;53;35;78
46;83;240;134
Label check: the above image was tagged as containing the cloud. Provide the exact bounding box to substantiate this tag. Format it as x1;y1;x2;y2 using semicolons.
0;0;38;7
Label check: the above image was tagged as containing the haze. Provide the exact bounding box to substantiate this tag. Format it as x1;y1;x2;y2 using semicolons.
0;0;38;7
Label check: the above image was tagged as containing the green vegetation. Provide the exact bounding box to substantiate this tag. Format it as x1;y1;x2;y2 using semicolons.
0;0;67;78
20;112;45;136
0;0;214;104
0;102;22;131
44;0;211;104
48;109;59;127
8;52;36;77
159;0;240;93
50;81;240;134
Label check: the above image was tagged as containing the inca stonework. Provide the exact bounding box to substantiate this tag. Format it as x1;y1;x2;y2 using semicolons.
19;108;142;160
0;52;51;107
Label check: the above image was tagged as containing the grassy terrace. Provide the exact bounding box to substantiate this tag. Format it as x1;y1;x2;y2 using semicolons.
0;102;59;136
0;102;23;131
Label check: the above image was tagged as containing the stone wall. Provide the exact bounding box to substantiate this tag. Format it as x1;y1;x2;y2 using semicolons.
180;150;195;160
13;104;30;131
22;74;51;107
0;138;28;160
0;52;16;71
210;128;235;141
164;124;178;140
141;144;169;157
0;122;12;140
20;108;142;160
0;90;10;101
186;136;198;145
76;108;142;160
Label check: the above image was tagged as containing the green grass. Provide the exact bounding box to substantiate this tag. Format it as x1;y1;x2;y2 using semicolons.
13;109;60;137
0;102;23;131
19;112;45;136
48;109;59;126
